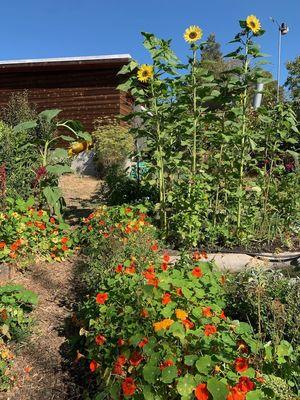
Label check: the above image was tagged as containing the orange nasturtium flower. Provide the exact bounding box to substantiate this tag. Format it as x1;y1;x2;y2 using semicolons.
162;292;172;305
202;307;213;318
192;267;203;278
89;360;99;372
122;377;137;397
175;309;188;321
0;242;6;248
204;324;217;336
195;383;209;400
95;335;106;345
96;293;108;304
153;318;174;332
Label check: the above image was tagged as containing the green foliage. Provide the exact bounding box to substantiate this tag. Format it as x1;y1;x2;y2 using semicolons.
0;283;37;391
225;267;300;346
285;56;300;117
117;18;299;250
10;109;92;218
92;117;134;175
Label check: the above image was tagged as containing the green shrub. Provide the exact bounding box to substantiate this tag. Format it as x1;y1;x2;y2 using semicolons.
92;117;134;175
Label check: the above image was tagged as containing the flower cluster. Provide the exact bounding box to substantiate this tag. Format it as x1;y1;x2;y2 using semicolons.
76;208;265;400
0;199;74;264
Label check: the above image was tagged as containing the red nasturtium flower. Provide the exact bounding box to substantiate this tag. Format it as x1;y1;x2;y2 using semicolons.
50;217;56;224
176;288;183;296
115;263;123;273
138;337;148;348
236;376;255;393
95;335;106;345
61;237;69;244
160;359;174;370
96;293;108;304
162;292;172;305
89;360;99;372
163;252;170;263
220;310;226;320
117;338;125;346
129;351;143;367
195;383;209;400
140;309;149;318
161;262;168;271
122;377;137;397
151;243;159;251
182;318;195;330
234;357;249;373
202;306;213;317
204;324;217;336
192;267;203;278
62;244;69;252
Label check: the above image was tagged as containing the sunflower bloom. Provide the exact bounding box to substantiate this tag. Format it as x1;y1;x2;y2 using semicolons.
246;15;261;34
184;25;203;43
137;64;154;83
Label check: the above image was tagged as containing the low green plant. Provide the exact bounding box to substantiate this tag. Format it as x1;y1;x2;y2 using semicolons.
92;117;134;176
0;284;37;391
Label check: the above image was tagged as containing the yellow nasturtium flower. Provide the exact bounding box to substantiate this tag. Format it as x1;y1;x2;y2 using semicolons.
183;25;203;43
175;309;188;321
137;64;154;83
246;15;261;34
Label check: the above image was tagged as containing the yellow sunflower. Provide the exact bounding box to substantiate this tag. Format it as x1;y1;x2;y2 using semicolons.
184;25;203;43
246;15;261;34
137;64;154;83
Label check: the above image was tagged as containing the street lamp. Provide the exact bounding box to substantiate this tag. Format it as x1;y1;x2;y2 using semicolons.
270;17;289;102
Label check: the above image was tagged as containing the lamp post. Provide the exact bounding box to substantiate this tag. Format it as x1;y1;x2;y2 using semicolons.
270;17;289;103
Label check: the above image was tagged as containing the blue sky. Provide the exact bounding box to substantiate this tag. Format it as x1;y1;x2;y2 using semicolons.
1;0;299;84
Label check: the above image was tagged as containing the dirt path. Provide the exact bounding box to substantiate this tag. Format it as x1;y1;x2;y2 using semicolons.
1;259;84;400
60;174;104;222
0;174;103;399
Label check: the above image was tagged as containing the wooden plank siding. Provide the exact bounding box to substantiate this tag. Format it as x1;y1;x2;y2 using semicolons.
0;55;133;131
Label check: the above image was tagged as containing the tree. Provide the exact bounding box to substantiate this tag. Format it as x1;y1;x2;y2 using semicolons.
285;56;300;116
200;33;225;77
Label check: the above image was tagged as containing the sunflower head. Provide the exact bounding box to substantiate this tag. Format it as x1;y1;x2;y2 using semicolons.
137;64;154;83
184;25;203;44
246;15;261;34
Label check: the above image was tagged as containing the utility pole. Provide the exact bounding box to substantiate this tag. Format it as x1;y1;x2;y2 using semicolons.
270;18;289;103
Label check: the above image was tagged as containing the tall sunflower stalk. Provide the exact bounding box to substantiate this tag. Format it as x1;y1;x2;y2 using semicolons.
236;15;262;233
184;26;203;179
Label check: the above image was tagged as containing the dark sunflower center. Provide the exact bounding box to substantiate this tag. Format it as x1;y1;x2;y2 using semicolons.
189;32;197;39
142;71;149;77
250;21;256;28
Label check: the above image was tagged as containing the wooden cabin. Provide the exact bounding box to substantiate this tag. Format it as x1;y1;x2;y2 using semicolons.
0;54;132;131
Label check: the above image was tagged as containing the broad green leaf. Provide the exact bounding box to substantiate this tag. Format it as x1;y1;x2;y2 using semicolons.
176;374;195;397
161;365;178;383
207;377;228;400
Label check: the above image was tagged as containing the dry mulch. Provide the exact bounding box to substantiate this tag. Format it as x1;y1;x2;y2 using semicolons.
1;259;84;400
